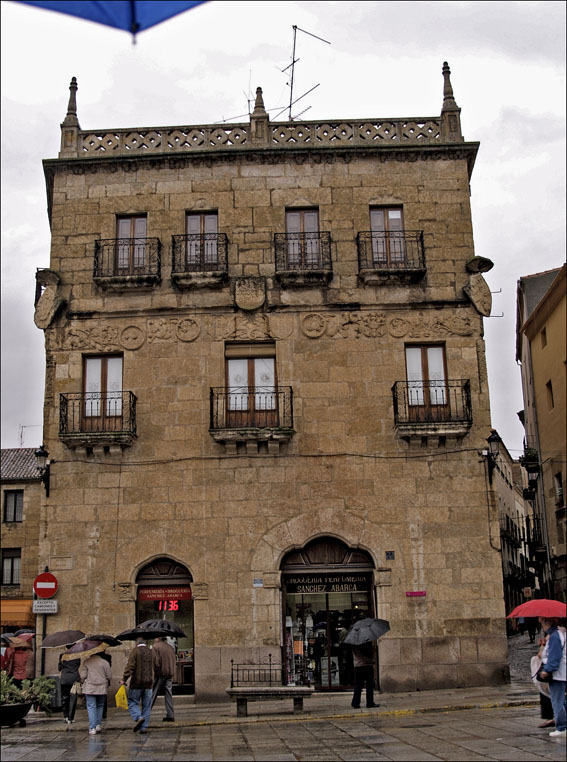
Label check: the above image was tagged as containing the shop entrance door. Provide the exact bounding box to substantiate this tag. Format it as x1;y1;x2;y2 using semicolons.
284;587;371;689
135;558;194;695
281;537;375;691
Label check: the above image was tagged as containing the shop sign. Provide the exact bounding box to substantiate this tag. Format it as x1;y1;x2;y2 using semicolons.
138;586;192;601
406;591;426;597
33;599;58;614
284;573;370;594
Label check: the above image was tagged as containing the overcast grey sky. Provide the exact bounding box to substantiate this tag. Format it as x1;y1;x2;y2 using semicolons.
1;0;565;454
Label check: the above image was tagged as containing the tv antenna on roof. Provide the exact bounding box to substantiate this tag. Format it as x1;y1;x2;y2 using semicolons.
275;24;331;122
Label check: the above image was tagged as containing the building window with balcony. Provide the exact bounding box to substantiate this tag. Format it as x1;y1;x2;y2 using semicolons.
369;207;405;265
186;212;219;267
392;344;472;442
405;345;448;421
274;209;332;286
357;207;425;283
210;343;294;453
4;490;23;523
116;216;147;272
94;214;160;288
83;355;123;431
2;548;21;585
226;344;277;428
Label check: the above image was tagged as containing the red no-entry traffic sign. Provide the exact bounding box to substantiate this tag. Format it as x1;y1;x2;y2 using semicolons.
33;572;58;599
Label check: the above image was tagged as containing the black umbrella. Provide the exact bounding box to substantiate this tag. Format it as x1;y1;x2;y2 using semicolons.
85;634;122;647
41;629;85;648
1;633;16;643
343;618;390;646
116;619;187;640
14;628;35;636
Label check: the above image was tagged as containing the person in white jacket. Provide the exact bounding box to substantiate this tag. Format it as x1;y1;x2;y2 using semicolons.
80;653;111;735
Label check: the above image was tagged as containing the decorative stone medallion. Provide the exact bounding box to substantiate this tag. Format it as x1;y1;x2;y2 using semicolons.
463;274;492;317
234;277;265;311
120;325;145;350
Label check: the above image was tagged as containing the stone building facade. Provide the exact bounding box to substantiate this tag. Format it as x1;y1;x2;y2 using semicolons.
34;63;509;700
1;448;42;633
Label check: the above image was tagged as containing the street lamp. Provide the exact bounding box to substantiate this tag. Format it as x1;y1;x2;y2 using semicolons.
486;429;502;485
34;445;50;497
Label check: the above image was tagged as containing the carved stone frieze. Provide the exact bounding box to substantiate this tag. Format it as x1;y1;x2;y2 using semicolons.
148;317;200;343
300;311;475;340
57;317;201;351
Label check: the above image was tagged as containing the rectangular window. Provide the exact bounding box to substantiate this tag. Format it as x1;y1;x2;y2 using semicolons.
2;549;21;585
83;355;123;431
540;327;547;348
186;212;218;266
405;345;447;419
4;491;23;522
370;207;405;264
286;209;320;265
116;216;147;271
546;380;554;410
225;343;277;426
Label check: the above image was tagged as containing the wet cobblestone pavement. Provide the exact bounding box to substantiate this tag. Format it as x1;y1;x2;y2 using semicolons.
2;635;564;761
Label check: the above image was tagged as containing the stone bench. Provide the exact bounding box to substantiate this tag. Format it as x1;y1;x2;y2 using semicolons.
226;686;314;717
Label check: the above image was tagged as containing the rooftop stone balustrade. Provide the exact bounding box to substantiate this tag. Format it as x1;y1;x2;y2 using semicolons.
56;63;466;160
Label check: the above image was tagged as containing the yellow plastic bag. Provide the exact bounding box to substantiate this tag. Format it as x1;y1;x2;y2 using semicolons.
115;684;128;710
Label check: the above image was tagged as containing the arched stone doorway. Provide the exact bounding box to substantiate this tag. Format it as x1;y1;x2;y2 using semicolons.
281;537;374;691
135;557;194;694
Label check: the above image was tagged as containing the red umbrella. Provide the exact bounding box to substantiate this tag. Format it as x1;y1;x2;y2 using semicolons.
507;599;566;619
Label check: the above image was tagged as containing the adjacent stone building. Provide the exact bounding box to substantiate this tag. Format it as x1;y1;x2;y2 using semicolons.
34;63;509;700
1;448;42;633
516;265;566;601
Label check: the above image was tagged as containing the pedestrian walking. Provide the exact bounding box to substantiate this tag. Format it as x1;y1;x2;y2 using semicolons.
537;617;566;738
99;652;112;719
120;636;154;733
79;652;111;735
58;645;80;724
350;642;379;709
151;637;176;722
9;645;34;688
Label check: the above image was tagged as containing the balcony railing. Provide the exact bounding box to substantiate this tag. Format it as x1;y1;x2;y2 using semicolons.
357;231;425;281
274;232;332;276
499;515;522;547
59;392;137;446
171;233;229;274
93;238;161;285
392;380;472;428
210;387;293;431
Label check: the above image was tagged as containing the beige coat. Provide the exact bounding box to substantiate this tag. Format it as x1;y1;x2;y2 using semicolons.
79;654;111;695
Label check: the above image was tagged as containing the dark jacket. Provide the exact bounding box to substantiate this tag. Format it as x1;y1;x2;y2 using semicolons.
58;654;81;685
152;639;176;679
352;642;374;668
123;643;154;689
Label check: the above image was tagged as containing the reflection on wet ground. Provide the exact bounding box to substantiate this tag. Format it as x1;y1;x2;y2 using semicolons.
2;707;567;761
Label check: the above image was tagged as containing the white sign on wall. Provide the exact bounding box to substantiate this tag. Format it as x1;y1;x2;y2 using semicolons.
33;599;58;614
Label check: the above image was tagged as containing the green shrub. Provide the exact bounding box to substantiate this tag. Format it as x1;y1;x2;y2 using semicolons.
1;671;56;714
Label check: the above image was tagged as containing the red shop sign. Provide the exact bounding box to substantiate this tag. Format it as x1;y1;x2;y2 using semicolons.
138;586;192;601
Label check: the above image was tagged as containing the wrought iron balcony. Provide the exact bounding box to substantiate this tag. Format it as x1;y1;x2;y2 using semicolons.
93;238;161;289
59;391;137;449
357;231;425;283
392;380;472;439
274;232;332;287
499;515;522;547
209;387;294;449
171;233;229;288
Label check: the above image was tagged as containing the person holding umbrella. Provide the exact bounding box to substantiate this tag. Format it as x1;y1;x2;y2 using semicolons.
120;637;154;733
151;637;176;722
59;645;81;724
343;616;389;710
80;650;111;735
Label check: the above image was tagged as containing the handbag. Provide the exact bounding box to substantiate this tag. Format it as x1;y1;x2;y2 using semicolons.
115;684;128;710
536;665;553;683
70;681;83;695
